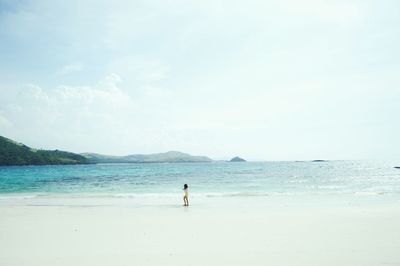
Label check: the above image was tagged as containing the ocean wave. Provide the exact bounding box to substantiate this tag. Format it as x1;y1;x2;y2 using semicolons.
0;194;39;200
205;192;269;197
0;190;395;202
354;191;385;196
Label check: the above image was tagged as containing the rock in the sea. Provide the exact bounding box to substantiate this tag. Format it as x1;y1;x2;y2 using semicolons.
229;156;246;162
312;160;327;162
394;166;400;169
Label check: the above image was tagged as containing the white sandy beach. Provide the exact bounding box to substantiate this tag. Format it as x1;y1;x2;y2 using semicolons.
1;196;400;266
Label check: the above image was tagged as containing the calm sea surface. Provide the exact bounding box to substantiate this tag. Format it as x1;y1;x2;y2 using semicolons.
1;161;400;198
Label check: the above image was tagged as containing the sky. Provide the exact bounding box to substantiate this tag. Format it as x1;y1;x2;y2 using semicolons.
0;0;399;160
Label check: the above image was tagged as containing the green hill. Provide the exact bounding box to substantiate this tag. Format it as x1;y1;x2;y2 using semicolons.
81;151;213;163
0;136;89;166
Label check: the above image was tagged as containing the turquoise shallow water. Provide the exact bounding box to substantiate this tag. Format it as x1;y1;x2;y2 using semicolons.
0;160;400;198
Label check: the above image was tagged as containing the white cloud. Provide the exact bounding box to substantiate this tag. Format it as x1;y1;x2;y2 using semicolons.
57;63;84;76
0;114;12;129
109;57;169;84
0;74;137;152
55;74;129;107
0;0;399;159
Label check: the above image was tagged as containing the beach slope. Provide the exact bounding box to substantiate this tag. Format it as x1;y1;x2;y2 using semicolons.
0;198;399;266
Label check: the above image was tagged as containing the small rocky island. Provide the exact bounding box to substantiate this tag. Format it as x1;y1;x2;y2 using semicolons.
229;156;246;162
394;166;400;169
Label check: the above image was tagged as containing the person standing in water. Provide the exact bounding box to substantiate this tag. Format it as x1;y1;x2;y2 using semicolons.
183;184;189;206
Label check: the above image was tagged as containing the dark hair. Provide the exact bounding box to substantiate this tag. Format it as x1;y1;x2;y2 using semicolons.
184;184;188;189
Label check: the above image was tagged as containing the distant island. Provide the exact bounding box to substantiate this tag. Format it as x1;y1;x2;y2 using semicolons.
312;160;327;162
394;166;400;169
82;151;212;164
0;136;89;166
229;156;246;162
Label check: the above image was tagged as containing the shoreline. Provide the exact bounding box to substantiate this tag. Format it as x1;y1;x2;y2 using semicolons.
1;191;399;207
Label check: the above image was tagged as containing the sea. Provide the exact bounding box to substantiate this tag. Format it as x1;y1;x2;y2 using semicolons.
1;160;400;202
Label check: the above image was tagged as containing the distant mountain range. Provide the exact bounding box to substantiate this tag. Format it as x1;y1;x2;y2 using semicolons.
0;135;213;166
0;136;89;166
81;151;212;164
